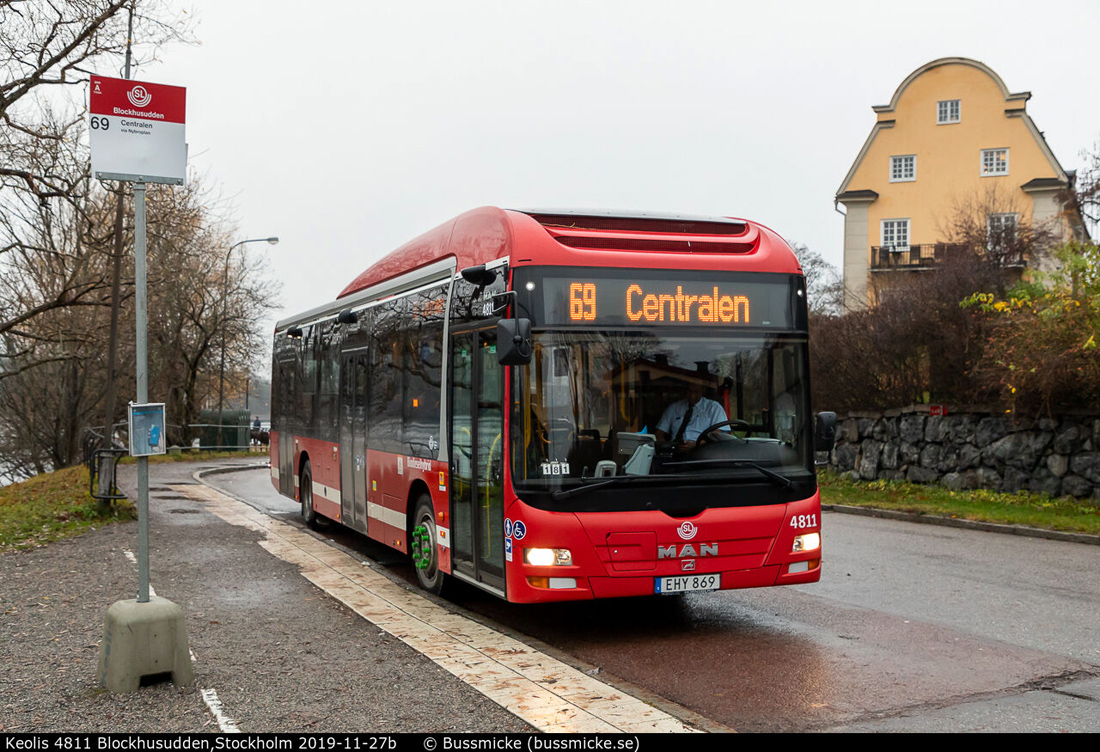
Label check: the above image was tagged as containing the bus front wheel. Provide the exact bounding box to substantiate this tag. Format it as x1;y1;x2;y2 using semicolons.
412;495;445;595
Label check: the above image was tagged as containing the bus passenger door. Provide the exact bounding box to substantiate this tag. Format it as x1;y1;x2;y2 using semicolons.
339;350;369;534
275;354;296;499
450;326;505;592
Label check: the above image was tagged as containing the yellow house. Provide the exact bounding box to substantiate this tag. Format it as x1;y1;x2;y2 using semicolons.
836;57;1087;309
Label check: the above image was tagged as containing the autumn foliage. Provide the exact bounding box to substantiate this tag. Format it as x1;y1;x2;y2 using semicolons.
962;241;1100;414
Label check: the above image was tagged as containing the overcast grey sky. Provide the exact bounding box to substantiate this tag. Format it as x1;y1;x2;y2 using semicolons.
132;0;1099;331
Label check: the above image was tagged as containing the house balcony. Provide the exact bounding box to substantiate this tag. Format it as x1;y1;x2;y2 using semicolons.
870;243;1026;271
870;243;960;270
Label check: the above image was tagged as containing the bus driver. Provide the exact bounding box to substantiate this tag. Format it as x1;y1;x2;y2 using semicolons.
654;381;728;448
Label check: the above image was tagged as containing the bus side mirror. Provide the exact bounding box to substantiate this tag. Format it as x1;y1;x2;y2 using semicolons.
497;318;532;366
461;265;498;287
814;411;837;454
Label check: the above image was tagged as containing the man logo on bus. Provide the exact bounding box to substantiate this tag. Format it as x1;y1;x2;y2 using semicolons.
127;85;152;108
678;521;697;540
658;543;717;559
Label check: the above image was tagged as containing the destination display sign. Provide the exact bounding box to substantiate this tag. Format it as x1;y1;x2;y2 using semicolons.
531;270;796;328
89;75;187;184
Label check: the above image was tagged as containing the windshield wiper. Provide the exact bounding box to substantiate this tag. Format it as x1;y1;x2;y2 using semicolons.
660;459;797;489
550;475;656;501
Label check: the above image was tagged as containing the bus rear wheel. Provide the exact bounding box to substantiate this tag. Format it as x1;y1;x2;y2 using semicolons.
300;459;319;529
411;495;445;595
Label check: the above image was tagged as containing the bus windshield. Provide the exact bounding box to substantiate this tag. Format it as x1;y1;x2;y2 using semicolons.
509;329;814;508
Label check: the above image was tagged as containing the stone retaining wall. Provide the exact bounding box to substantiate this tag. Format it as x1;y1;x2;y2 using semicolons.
828;407;1100;501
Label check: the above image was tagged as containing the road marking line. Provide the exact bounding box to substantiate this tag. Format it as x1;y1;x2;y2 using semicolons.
201;688;241;733
121;549;156;597
174;484;703;734
124;551;233;731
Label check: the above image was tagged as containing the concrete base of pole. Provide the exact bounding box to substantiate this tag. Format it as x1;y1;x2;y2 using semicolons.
98;596;193;693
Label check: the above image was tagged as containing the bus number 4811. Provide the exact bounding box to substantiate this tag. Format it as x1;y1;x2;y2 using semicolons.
790;514;817;529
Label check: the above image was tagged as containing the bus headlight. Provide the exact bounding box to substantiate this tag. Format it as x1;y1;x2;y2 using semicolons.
792;532;820;552
524;548;573;566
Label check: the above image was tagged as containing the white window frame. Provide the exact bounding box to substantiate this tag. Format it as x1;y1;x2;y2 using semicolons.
987;212;1018;250
937;99;961;124
981;148;1009;176
890;154;916;183
881;218;910;252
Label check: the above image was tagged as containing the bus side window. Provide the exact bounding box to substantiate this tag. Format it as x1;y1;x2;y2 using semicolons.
370;297;405;455
403;284;446;459
318;319;341;438
299;324;317;432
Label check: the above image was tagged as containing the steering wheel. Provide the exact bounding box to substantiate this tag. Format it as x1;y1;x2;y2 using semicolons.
695;419;751;446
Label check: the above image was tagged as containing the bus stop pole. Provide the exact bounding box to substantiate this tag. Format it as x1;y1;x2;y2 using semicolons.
97;180;192;692
134;181;150;604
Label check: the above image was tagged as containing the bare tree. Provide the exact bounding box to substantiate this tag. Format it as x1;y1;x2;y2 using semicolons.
941;185;1060;277
1;1;191;335
0;175;280;471
144;183;279;444
809;188;1063;412
1060;139;1100;240
791;242;843;316
0;1;201;473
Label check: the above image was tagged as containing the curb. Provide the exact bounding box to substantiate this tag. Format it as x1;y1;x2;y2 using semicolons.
823;503;1100;546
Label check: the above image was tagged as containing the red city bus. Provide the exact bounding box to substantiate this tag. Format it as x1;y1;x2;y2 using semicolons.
270;207;835;603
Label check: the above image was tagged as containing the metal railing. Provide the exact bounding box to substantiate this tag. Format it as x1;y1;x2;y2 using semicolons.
871;243;1026;270
870;243;963;270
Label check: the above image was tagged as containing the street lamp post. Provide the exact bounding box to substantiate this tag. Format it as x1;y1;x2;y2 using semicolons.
217;236;278;449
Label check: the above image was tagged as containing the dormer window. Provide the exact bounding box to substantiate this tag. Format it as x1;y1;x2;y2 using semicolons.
937;99;961;124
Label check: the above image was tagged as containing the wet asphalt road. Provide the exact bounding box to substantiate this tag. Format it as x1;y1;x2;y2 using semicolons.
211;465;1100;732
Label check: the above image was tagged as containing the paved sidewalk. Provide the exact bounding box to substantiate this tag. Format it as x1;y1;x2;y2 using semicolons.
0;459;532;733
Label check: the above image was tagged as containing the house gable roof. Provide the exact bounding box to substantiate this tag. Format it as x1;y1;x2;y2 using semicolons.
836;57;1068;200
871;57;1030;115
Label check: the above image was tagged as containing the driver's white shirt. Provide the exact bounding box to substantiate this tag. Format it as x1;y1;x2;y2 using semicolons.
656;397;728;443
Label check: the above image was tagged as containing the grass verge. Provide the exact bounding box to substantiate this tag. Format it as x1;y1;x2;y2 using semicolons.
0;465;136;552
819;471;1100;535
118;449;260;465
1;451;263;552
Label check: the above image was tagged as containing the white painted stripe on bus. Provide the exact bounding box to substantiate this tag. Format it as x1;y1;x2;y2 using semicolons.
176;483;707;734
293;474;300;488
312;480;339;503
367;502;406;530
270;466;280;480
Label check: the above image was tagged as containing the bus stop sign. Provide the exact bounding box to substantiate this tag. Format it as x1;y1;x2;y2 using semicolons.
89;75;187;185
